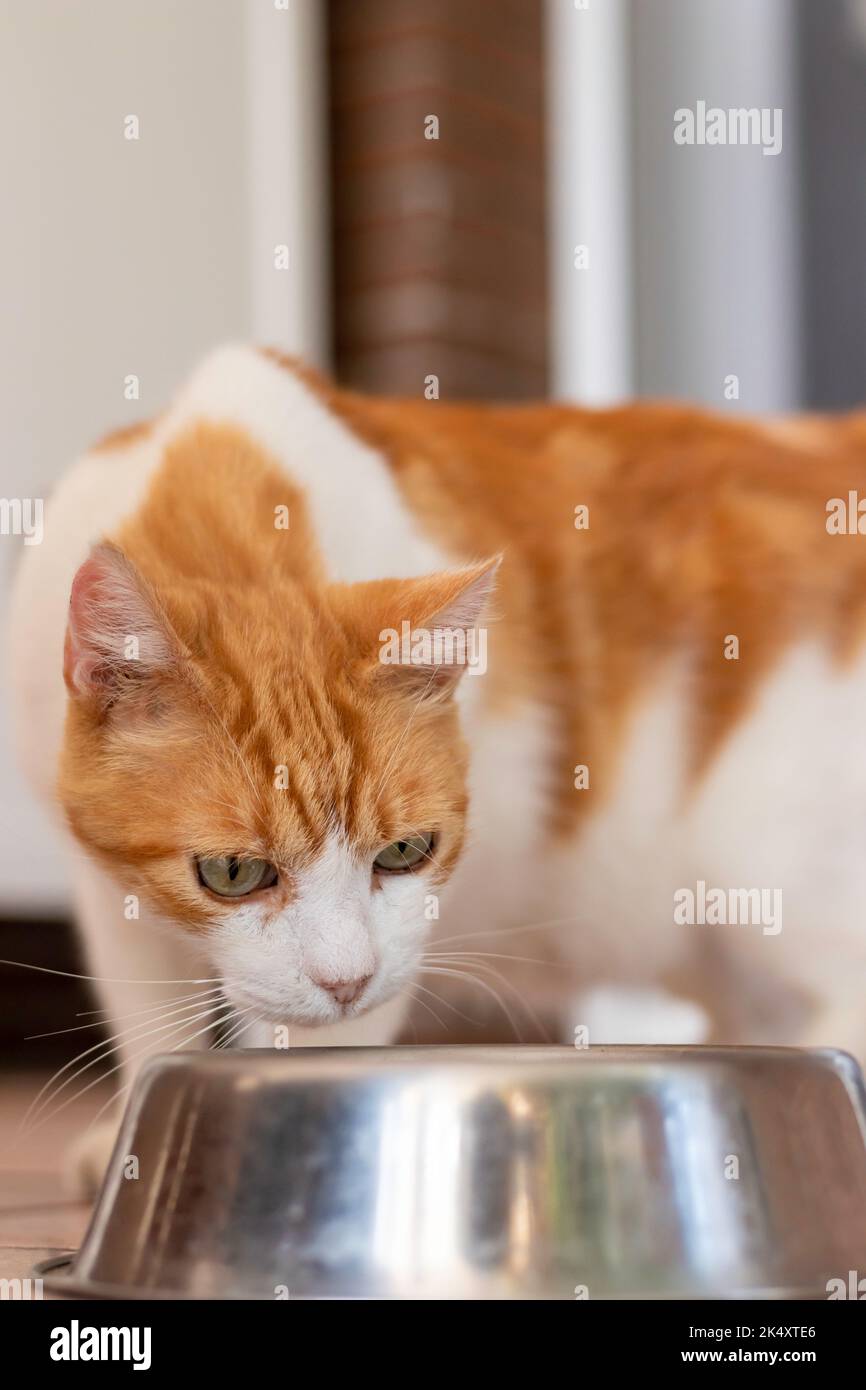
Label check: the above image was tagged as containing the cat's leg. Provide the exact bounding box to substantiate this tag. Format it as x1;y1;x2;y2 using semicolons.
64;857;213;1195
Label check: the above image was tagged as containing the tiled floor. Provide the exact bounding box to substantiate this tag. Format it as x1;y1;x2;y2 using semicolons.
0;1071;109;1281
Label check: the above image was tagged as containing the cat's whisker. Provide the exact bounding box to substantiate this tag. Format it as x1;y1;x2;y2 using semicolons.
394;821;451;880
430;917;581;948
219;1012;265;1050
409;979;482;1029
81;1006;251;1136
423;949;555;967
77;1076;136;1136
29;987;225;1039
214;1022;251;1051
429;955;552;1041
211;1008;243;1048
404;984;448;1030
25;999;237;1137
76;985;224;1018
0;958;222;986
168;1006;241;1054
420;964;524;1040
21;996;230;1131
231;1013;265;1047
213;1007;256;1050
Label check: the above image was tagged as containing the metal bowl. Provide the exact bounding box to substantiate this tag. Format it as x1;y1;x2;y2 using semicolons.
40;1045;866;1300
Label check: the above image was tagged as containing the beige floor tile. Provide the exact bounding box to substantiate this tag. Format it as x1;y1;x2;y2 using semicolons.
0;1203;90;1249
0;1069;106;1254
0;1169;70;1208
0;1071;116;1172
0;1245;68;1289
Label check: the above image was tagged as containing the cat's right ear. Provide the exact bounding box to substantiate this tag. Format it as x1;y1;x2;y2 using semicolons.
64;543;181;708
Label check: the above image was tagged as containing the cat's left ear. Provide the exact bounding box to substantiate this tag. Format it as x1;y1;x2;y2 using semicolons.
364;555;501;700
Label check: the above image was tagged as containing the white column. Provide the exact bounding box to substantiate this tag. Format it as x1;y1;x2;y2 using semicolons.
631;0;801;411
546;0;634;404
245;0;331;367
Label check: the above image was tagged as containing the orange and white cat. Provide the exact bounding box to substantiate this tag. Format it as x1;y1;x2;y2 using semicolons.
10;344;866;1187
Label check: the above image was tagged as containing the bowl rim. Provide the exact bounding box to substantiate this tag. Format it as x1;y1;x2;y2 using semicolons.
31;1254;828;1303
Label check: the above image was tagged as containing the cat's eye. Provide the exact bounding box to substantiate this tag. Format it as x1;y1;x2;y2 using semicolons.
196;856;278;898
373;833;434;874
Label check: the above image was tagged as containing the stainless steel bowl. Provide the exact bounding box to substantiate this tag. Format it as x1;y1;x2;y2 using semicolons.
41;1045;866;1300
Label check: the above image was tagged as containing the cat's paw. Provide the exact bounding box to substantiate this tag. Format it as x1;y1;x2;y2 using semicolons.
64;1120;120;1200
564;985;710;1046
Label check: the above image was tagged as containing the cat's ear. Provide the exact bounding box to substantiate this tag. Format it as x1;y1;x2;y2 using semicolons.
372;556;500;700
64;542;181;707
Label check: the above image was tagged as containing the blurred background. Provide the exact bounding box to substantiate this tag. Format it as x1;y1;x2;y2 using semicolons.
0;0;864;1049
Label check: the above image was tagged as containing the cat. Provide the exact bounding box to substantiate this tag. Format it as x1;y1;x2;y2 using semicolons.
10;343;866;1192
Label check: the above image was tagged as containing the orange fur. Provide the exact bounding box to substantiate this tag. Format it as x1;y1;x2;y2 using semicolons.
265;352;866;823
60;358;866;940
91;418;155;453
60;423;477;931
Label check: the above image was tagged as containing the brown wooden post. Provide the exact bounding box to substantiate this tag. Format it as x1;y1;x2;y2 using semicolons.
328;0;549;398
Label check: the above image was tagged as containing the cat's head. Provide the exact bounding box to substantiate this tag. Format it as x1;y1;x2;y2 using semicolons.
60;542;497;1028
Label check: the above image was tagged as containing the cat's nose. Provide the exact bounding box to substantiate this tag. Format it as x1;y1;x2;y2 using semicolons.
314;974;372;1006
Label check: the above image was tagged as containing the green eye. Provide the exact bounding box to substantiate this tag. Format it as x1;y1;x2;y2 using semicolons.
373;833;434;874
196;856;277;898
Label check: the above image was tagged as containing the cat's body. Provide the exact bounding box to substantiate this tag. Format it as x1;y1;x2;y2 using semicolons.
11;345;866;1184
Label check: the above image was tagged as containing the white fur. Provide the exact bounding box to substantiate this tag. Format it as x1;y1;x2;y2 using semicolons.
166;345;447;583
550;643;866;1052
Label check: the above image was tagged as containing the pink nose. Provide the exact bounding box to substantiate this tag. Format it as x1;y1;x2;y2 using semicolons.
315;975;371;1006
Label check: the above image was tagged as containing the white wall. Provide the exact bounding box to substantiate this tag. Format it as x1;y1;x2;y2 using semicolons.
0;0;329;913
547;0;634;404
246;0;331;365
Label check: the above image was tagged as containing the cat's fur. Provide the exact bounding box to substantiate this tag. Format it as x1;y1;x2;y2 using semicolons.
11;344;866;1187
